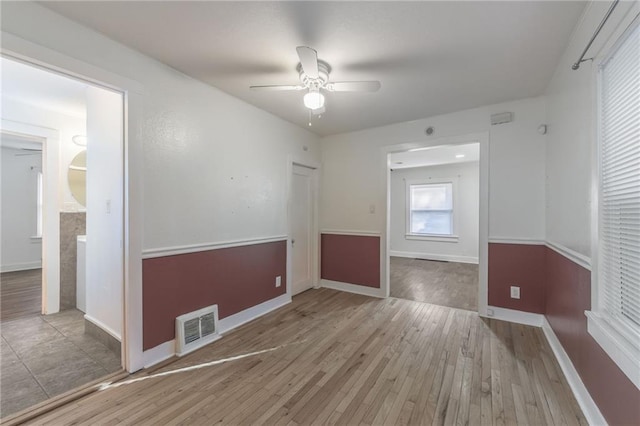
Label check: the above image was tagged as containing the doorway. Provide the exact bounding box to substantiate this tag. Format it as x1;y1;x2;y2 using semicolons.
384;138;487;313
0;57;125;418
290;163;318;296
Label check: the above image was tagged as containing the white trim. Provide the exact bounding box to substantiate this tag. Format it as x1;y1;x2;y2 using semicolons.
218;293;291;335
142;236;288;259
85;314;121;341
488;237;545;245
405;234;459;243
389;250;478;265
545;240;591;271
320;279;385;298
485;306;544;327
141;293;291;369
542;318;608;425
586;311;640;390
143;340;175;369
0;261;42;273
320;229;381;237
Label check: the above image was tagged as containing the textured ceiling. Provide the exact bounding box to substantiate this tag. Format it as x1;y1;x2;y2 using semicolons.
43;1;586;136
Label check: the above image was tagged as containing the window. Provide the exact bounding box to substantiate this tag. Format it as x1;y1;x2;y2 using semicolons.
407;181;454;236
587;18;640;388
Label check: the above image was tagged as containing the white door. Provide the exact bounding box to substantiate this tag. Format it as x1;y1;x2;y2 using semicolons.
291;164;314;295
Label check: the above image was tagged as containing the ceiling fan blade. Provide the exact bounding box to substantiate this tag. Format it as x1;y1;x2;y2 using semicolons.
326;81;381;92
250;85;305;91
312;106;325;115
296;46;319;79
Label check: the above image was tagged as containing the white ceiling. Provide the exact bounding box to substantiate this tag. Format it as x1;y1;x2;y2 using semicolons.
390;143;479;170
42;1;586;136
1;57;88;118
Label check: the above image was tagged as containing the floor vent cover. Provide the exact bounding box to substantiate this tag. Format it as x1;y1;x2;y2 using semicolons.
176;305;220;356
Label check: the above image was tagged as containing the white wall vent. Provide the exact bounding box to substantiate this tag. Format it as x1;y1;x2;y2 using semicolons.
175;304;220;356
490;112;513;125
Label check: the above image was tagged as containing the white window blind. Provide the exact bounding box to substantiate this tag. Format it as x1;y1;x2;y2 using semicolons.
598;19;640;334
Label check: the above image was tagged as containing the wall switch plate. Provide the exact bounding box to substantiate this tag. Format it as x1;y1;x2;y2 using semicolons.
510;286;520;299
275;276;281;287
369;204;376;214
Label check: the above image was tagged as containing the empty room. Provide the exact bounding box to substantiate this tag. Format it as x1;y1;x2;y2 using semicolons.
0;1;638;425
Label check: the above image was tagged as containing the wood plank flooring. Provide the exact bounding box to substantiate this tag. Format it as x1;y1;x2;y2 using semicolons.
25;289;586;425
390;257;478;311
1;269;42;321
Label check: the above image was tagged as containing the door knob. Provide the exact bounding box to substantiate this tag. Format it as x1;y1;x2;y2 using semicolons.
292;239;295;244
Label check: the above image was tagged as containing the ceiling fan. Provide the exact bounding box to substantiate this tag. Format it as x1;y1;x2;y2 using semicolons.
250;46;381;115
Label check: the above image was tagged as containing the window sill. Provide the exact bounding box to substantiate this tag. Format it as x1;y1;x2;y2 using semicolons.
585;311;640;390
405;234;459;243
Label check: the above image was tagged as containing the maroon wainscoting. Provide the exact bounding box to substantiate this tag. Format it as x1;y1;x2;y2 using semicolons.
321;234;380;288
488;243;546;313
545;248;640;425
142;240;286;351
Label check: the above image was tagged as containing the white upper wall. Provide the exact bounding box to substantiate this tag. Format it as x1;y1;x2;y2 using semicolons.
321;96;547;241
1;98;86;212
1;146;42;271
390;161;479;263
544;1;638;258
1;1;321;250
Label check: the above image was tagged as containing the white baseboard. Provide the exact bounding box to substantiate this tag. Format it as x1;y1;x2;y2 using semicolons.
143;339;175;368
218;293;290;334
542;318;606;426
0;261;42;273
484;306;544;327
84;314;121;341
389;250;478;264
320;279;385;298
141;293;291;369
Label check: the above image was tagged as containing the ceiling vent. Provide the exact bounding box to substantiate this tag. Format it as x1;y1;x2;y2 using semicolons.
490;112;513;125
175;305;220;356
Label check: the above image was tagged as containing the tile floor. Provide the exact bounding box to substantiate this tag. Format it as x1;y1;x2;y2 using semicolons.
1;309;121;418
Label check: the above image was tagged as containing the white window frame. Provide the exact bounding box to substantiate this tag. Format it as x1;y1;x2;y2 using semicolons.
405;177;459;242
587;15;640;390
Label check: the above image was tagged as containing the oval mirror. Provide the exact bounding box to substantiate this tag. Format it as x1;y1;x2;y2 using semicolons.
68;150;86;207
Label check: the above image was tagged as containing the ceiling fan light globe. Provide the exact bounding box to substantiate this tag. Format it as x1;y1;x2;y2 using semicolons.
303;91;325;110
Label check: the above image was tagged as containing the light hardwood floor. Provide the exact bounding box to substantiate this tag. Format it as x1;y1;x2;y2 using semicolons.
390;257;478;311
25;289;585;425
1;269;42;321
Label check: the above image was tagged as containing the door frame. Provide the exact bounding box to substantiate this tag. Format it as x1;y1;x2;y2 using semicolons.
1;32;144;371
287;156;320;298
381;131;489;315
0;124;59;314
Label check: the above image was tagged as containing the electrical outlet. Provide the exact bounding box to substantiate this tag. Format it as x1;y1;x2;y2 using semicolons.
275;276;281;288
510;286;520;299
369;204;376;214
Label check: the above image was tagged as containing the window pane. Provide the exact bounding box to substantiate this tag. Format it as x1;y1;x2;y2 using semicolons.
410;183;452;211
411;211;452;235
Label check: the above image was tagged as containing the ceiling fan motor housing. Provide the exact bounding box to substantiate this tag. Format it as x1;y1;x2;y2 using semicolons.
298;60;331;89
